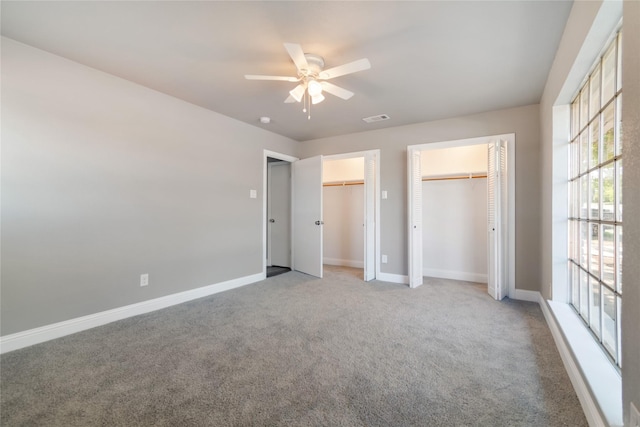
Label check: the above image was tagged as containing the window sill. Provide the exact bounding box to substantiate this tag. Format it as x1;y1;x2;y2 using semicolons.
545;300;622;427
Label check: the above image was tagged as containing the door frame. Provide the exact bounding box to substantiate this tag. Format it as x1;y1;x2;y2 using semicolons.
323;149;380;281
407;134;515;297
263;150;299;278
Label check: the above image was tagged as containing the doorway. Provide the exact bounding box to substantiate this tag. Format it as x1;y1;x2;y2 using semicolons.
267;158;291;277
263;151;325;278
322;157;366;273
421;144;489;284
263;150;379;281
407;134;515;300
323;150;379;281
264;151;298;277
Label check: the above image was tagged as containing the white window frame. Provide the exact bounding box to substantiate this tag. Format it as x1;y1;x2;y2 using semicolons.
568;29;623;368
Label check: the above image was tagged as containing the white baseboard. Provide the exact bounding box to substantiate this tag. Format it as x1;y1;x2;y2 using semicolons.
423;268;487;283
376;272;409;284
540;298;621;427
324;258;364;269
512;289;541;302
0;272;265;354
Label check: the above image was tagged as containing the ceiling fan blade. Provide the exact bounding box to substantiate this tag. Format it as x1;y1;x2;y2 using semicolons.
245;75;299;82
283;43;309;72
319;58;371;80
321;81;354;100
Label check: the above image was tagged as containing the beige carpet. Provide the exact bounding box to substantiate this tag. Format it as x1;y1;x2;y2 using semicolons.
1;265;586;426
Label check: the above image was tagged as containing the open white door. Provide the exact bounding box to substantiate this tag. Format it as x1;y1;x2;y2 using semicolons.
408;148;423;288
363;152;376;281
293;155;323;278
487;140;508;300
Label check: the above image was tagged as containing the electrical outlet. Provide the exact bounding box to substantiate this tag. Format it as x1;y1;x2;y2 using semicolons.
140;273;149;287
631;402;640;427
382;191;388;199
382;254;388;263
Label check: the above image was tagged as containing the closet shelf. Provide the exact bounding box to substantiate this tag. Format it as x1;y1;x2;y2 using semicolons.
422;172;487;182
323;180;365;187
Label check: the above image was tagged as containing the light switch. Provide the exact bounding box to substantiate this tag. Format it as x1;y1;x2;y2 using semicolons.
382;191;388;199
250;189;257;199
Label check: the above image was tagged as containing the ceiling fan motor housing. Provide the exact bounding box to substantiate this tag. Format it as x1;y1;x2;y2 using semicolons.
301;53;325;78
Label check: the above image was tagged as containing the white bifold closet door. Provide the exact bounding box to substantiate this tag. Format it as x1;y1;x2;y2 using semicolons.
487;140;508;300
292;155;323;278
408;148;423;288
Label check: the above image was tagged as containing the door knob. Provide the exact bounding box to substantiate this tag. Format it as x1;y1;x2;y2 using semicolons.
269;219;275;223
315;220;324;225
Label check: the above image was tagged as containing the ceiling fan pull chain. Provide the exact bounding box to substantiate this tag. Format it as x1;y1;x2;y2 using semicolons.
302;90;307;114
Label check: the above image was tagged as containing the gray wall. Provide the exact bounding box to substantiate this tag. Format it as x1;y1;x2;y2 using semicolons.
1;38;298;335
539;0;639;423
621;0;640;421
299;105;541;291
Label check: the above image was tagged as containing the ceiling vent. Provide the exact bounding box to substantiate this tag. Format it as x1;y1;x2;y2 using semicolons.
362;114;390;123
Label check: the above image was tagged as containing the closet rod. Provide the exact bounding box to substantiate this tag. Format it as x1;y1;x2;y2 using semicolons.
323;180;365;187
422;173;487;182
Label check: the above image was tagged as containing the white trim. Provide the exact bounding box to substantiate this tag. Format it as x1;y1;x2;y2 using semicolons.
322;150;375;161
422;268;487;284
267;163;273;267
375;151;381;281
377;272;409;285
263;150;298;164
512;289;541;303
541;299;622;427
0;272;265;354
324;258;364;269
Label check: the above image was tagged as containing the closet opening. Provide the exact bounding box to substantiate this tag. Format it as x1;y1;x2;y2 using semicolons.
421;144;489;285
407;135;515;300
323;157;365;272
323;150;379;282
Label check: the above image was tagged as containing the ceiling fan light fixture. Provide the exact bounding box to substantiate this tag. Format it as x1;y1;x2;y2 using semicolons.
311;93;325;105
289;84;305;103
247;43;371;120
307;79;323;97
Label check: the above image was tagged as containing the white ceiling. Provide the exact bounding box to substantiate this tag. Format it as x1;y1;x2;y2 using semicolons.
1;1;573;142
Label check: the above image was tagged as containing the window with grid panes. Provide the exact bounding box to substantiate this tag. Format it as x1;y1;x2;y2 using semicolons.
568;30;622;367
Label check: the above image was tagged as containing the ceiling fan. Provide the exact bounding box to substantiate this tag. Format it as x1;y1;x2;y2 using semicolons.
245;43;371;118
